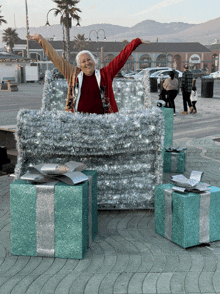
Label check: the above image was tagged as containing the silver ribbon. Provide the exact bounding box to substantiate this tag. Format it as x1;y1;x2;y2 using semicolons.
35;177;93;257
21;161;88;185
164;189;173;241
199;191;211;244
88;176;93;247
165;146;187;173
165;146;187;153
171;153;178;173
36;181;57;257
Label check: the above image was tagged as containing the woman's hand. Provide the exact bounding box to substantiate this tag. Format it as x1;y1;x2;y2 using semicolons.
26;34;41;40
140;39;150;44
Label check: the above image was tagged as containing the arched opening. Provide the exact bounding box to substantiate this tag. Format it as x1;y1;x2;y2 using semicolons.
173;54;181;70
156;54;167;67
139;54;152;69
122;55;135;73
104;54;115;66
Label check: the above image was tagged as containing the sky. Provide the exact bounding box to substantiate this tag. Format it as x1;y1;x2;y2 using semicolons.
0;0;220;31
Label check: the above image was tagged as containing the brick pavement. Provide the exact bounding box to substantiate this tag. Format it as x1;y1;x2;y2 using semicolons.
1;80;220;293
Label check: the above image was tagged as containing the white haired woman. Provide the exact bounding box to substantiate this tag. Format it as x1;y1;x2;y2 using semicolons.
27;34;146;114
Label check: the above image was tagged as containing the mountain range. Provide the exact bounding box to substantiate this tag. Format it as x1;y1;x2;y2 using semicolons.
1;17;220;48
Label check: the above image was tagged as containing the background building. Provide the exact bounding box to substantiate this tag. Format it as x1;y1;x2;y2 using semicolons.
12;38;216;77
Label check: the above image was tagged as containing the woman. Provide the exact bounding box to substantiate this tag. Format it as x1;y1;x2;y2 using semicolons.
27;34;145;114
163;71;178;115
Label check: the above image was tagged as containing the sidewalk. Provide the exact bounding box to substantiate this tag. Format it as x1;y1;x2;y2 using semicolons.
1;81;220;293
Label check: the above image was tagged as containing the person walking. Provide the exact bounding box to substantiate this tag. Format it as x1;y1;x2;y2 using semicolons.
163;70;178;115
190;85;198;113
27;34;146;114
181;64;193;115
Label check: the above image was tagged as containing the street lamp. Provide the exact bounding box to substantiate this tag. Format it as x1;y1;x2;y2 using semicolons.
45;8;66;59
89;29;106;42
25;0;30;58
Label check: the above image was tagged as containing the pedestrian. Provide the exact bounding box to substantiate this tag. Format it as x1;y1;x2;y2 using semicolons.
163;70;178;115
190;85;198;113
181;64;194;115
27;34;146;114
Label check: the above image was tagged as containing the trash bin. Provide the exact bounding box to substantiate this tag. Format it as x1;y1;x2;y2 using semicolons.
150;77;158;92
0;146;10;170
201;77;214;98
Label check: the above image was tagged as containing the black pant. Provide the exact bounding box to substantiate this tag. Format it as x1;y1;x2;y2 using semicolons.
192;101;197;110
182;90;192;112
167;90;178;113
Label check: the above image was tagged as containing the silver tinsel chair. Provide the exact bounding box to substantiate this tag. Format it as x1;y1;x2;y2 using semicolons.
15;71;165;209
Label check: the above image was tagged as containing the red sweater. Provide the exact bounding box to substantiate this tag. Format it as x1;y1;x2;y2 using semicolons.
36;35;142;114
99;38;142;113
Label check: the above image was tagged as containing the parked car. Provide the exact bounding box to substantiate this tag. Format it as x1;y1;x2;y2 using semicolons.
150;69;183;87
132;67;172;80
210;70;220;79
123;70;136;78
52;68;65;79
189;69;206;78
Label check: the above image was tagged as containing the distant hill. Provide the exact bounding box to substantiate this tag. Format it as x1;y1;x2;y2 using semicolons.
0;18;220;48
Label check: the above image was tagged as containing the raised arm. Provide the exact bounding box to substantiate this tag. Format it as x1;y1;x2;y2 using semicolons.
27;34;76;80
104;38;143;79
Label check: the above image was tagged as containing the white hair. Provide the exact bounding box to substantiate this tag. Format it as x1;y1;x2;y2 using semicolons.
75;50;97;68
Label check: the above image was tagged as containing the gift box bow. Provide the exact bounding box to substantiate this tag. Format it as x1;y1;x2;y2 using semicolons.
165;146;187;153
20;161;88;185
171;171;211;193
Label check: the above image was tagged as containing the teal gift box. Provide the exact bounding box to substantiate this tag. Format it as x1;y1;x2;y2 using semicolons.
162;107;173;153
155;183;220;248
163;151;185;173
10;170;97;259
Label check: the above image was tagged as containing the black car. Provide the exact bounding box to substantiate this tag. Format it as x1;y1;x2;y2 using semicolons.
189;69;206;78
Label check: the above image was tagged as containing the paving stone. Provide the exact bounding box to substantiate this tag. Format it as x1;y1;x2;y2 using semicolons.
68;272;95;294
185;272;201;293
170;272;187;293
128;273;147;294
98;273;119;294
157;272;173;293
54;272;82;294
199;271;215;293
142;272;160;293
114;272;133;293
84;273;107;294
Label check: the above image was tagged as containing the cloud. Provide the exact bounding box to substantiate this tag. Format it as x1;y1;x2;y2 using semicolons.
134;0;185;16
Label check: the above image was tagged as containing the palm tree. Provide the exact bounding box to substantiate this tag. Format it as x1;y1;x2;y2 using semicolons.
73;34;88;52
2;28;18;53
53;0;81;61
0;5;7;26
122;39;129;48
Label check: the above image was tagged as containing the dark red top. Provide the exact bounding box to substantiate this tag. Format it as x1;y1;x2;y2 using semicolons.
77;38;142;114
77;73;103;114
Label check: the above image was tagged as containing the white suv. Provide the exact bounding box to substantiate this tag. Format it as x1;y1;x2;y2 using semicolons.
133;67;172;80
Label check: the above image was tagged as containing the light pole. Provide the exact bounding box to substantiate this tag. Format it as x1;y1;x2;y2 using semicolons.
25;0;30;58
45;9;80;60
45;8;66;59
89;29;106;42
